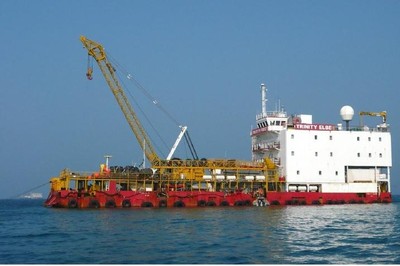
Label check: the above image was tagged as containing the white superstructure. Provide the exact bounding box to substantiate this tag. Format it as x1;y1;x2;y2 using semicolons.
251;84;392;195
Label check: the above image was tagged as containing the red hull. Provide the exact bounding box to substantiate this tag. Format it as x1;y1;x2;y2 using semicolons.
44;190;256;208
44;190;392;208
266;191;392;205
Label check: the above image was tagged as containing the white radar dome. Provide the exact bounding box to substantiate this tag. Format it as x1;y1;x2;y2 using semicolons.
340;105;354;121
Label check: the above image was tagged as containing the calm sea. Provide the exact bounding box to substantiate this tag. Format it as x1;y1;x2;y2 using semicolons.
0;197;399;264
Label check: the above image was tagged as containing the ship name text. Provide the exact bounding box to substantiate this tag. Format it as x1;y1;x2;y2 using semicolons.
294;123;336;131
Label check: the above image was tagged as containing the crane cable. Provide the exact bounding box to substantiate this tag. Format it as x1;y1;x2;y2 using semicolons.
115;70;168;158
184;130;199;160
107;53;198;159
107;53;180;127
11;181;50;199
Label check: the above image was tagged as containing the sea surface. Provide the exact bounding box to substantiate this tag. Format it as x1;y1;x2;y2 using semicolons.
0;197;399;264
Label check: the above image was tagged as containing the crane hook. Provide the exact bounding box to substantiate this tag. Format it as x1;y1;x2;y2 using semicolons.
86;53;94;80
86;67;93;80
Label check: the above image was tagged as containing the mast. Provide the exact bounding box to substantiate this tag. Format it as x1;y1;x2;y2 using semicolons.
261;83;267;117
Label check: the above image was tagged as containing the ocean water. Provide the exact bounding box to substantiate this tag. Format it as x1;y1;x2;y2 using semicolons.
0;197;399;264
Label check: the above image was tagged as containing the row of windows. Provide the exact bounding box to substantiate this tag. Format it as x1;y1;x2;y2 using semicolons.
291;151;334;157
291;134;383;142
258;120;286;128
296;170;339;176
291;151;383;158
357;152;383;158
357;136;383;142
258;121;268;128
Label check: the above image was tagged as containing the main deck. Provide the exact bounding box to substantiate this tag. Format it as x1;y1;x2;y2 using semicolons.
45;158;278;208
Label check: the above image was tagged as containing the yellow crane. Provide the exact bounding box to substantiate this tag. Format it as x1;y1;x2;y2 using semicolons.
80;35;277;186
80;36;159;163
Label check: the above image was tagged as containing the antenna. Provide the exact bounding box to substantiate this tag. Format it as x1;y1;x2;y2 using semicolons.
261;83;267;116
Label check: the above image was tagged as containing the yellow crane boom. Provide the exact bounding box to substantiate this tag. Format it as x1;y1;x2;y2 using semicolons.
80;36;159;163
359;111;387;126
79;36;277;185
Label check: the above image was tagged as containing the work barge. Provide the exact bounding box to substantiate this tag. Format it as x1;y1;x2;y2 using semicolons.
45;36;392;208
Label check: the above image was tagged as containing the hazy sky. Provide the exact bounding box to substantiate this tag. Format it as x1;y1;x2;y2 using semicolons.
1;0;399;198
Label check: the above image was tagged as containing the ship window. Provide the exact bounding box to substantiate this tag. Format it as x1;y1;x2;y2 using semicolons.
291;134;294;139
319;171;322;175
276;121;281;125
314;135;318;140
335;171;338;176
315;152;318;157
368;137;371;141
330;152;333;157
379;153;382;158
291;151;295;156
369;153;372;158
329;135;333;140
379;137;382;142
357;136;360;141
357;153;360;157
297;170;300;175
